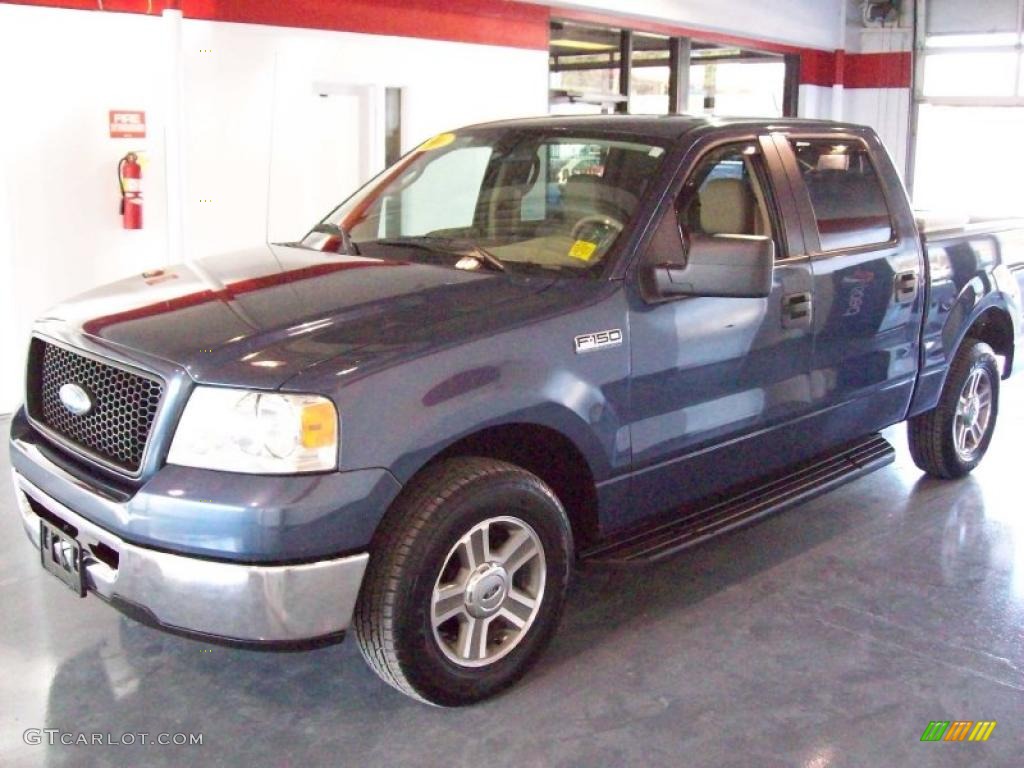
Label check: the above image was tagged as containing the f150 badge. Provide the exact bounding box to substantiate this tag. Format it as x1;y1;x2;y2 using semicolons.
575;329;623;354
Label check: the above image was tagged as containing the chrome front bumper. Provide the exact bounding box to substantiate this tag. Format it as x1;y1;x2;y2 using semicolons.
12;470;369;645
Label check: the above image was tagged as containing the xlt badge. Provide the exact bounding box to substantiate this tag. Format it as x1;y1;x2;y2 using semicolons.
574;329;623;354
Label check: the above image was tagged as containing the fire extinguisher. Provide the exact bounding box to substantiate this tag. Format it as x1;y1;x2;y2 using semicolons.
118;152;143;229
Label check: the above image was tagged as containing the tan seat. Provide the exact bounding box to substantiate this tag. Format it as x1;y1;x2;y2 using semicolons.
699;177;756;235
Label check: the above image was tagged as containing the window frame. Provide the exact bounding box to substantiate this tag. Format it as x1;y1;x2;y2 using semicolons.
780;133;900;259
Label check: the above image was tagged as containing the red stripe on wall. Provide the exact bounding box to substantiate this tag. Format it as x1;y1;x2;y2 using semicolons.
844;51;912;88
800;50;911;89
799;49;836;87
4;0;551;50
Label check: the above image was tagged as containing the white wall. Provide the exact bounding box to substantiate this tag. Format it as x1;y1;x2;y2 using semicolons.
844;86;911;175
0;5;547;412
0;7;170;413
540;0;847;48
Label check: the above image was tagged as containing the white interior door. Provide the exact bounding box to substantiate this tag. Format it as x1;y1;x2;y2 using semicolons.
267;77;376;243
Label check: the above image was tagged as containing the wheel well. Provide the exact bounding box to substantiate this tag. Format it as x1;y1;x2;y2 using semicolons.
432;424;600;547
967;308;1015;377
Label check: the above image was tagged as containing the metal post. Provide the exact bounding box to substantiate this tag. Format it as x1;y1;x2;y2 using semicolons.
162;3;186;265
617;29;633;114
668;37;691;114
831;0;847;121
782;53;800;117
703;64;716;113
906;0;929;197
831;50;845;120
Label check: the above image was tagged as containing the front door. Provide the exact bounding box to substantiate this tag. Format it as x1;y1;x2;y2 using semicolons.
621;136;816;530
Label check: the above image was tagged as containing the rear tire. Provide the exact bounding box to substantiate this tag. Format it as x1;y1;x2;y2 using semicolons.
907;339;999;479
353;457;572;706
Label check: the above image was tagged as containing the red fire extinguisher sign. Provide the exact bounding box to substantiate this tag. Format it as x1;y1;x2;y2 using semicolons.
109;110;146;139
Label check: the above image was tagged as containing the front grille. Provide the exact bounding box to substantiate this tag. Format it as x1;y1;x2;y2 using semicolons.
28;340;164;474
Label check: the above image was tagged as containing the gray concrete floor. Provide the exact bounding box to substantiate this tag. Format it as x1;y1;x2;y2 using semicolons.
2;383;1023;768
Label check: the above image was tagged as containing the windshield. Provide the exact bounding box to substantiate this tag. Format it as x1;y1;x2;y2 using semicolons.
300;129;668;275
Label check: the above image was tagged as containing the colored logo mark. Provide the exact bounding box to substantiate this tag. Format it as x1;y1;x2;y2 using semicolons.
920;721;996;742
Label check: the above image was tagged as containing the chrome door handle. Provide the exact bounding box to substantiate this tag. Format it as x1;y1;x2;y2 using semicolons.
895;271;918;302
783;292;812;328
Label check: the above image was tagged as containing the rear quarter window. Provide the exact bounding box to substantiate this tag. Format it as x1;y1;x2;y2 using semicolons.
790;139;894;252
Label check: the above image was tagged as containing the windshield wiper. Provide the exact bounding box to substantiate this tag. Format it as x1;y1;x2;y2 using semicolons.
369;236;506;272
310;223;360;255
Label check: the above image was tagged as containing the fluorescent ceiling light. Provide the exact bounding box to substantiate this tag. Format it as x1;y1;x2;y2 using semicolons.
550;38;616;51
691;48;743;59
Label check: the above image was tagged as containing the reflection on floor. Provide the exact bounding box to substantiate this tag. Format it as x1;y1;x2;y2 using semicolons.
2;380;1023;767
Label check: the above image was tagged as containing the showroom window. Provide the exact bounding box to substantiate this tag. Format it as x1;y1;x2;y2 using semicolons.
548;20;794;117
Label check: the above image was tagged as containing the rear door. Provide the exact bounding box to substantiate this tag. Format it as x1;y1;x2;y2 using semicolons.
773;132;924;444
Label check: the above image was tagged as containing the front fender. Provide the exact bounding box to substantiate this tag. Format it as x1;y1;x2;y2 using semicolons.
359;360;628;486
403;401;615;486
295;286;634;487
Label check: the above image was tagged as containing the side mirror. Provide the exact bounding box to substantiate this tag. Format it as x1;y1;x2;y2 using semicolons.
643;234;775;300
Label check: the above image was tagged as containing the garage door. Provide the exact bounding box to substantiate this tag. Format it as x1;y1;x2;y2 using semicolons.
912;0;1024;217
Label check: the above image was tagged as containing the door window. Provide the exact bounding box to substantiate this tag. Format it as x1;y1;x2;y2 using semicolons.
641;141;780;271
679;143;776;242
789;139;894;251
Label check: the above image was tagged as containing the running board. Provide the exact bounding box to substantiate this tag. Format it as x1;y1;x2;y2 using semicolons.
581;433;894;565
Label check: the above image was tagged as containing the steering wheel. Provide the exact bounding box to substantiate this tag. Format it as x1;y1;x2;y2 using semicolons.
571;214;624;241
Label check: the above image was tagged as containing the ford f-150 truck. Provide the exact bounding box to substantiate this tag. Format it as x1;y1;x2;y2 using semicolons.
9;116;1024;706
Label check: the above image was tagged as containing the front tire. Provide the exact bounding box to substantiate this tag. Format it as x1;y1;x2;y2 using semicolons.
908;339;999;479
353;458;572;706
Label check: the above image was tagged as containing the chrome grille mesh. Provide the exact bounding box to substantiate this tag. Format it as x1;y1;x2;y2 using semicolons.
31;341;163;473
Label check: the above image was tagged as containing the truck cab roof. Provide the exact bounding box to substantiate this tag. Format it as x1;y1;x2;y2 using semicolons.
458;114;872;143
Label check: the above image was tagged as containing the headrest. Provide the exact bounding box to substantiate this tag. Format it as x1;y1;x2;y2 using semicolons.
817;153;850;172
700;178;754;235
563;175;637;218
563;175;599;203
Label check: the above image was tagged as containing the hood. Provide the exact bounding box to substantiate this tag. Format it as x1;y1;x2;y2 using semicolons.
42;244;558;389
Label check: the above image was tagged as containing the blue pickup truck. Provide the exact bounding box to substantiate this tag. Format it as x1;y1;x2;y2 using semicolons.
9;116;1024;705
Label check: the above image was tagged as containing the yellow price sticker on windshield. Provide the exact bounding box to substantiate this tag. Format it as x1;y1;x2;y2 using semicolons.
569;240;598;262
418;132;456;151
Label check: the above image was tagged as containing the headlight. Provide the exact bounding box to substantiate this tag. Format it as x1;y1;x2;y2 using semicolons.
167;387;338;474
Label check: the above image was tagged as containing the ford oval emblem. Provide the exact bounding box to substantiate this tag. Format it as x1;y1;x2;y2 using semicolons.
58;383;92;416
